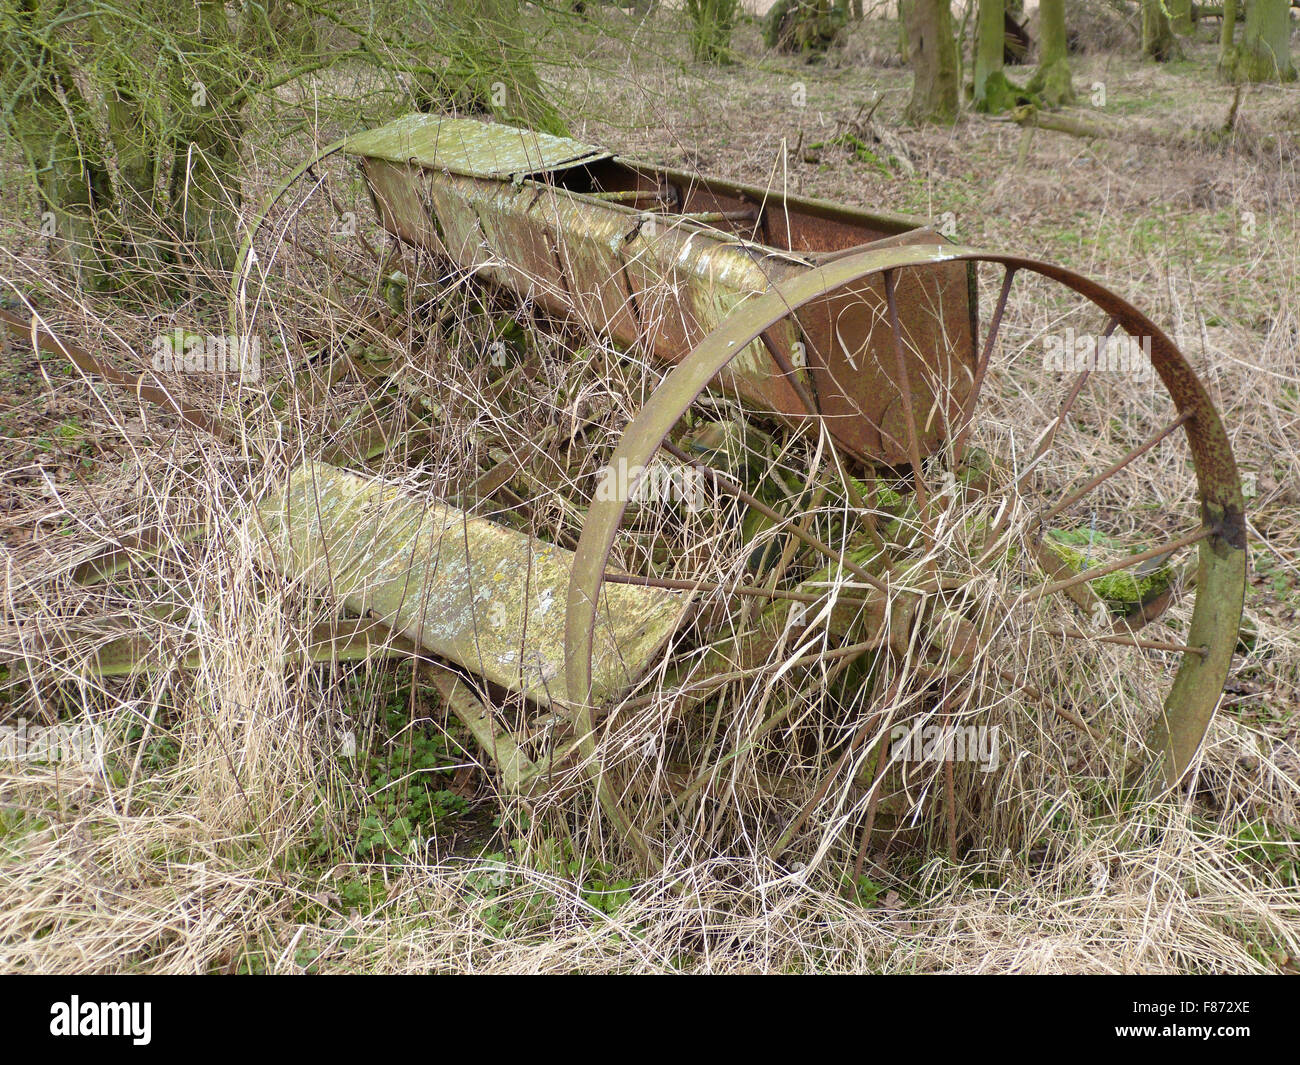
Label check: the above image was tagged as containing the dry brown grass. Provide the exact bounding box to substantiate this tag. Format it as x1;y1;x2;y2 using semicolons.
0;13;1297;973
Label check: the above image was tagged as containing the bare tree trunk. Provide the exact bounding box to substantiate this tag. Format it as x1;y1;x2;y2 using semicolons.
92;5;167;280
764;0;844;53
686;0;739;63
1236;0;1297;81
168;1;244;276
3;1;257;289
1219;0;1239;78
904;0;959;123
2;0;116;289
1142;0;1183;61
1170;0;1194;33
973;0;1015;111
1026;0;1074;105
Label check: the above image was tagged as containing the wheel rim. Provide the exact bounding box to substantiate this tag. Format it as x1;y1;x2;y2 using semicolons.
565;245;1246;858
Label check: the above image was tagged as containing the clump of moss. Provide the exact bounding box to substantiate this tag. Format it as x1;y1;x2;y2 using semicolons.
1044;528;1173;608
847;479;916;544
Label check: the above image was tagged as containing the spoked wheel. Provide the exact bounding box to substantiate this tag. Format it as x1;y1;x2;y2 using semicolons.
565;245;1246;867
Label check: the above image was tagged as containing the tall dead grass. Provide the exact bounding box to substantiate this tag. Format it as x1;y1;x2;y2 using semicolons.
1;17;1298;974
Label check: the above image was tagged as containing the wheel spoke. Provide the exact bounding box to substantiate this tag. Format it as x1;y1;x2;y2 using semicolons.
883;269;930;520
942;689;959;862
603;570;879;610
1040;626;1207;656
994;667;1105;744
851;725;894;886
760;328;889;553
1036;410;1194;526
951;265;1017;465
620;637;887;716
1022;315;1120;475
978;343;1182;568
651;638;883;820
759;327;822;427
772;700;889;856
661;438;892;594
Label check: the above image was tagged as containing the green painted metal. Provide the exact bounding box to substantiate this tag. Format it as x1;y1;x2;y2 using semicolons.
345;115;966;454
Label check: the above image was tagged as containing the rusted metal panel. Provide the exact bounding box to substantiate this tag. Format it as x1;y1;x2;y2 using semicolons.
617;160;925;255
255;461;690;707
566;243;975;720
345;114;609;179
469;181;570;306
361;158;445;255
348;116;973;460
424;171;501;282
540;191;642;344
621;220;807;414
797;254;977;463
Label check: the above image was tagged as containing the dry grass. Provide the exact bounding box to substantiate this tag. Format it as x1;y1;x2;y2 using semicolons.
1;13;1298;973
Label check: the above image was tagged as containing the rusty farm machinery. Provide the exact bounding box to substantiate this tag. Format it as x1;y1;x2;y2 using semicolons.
228;115;1247;865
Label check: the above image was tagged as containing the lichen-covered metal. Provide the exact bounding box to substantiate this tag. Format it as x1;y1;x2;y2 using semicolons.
254;461;689;707
345;114;974;465
343;114;610;179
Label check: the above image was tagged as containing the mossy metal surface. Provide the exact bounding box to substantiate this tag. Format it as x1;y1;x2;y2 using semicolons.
344;114;608;180
254;462;688;708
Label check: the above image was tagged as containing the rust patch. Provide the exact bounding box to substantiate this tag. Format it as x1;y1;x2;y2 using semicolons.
798;259;976;464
